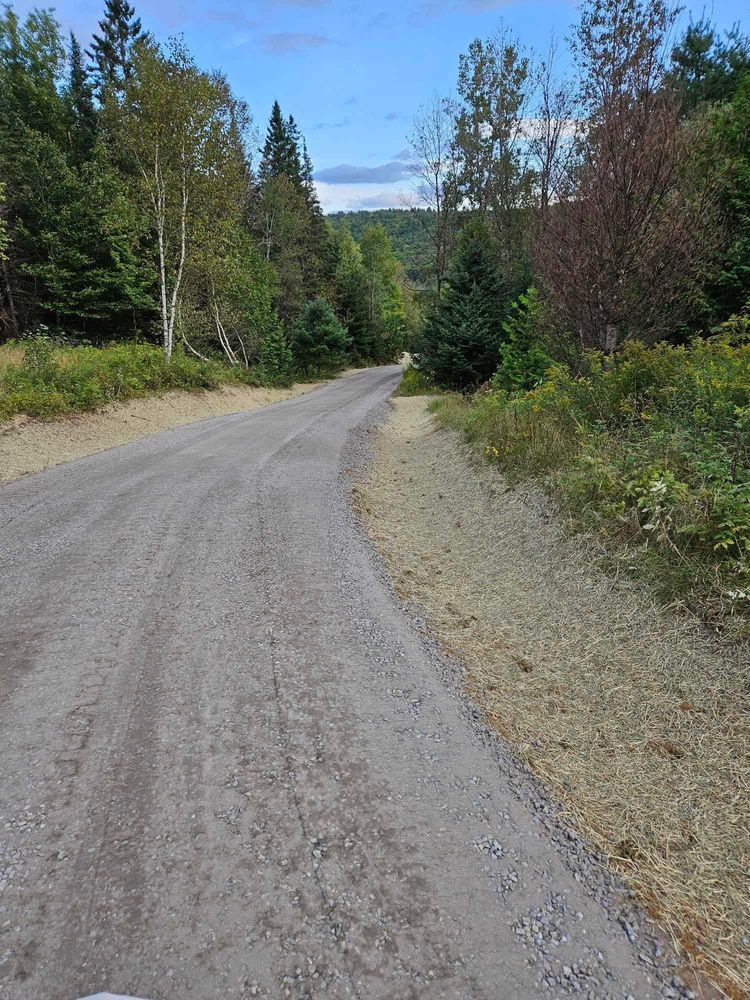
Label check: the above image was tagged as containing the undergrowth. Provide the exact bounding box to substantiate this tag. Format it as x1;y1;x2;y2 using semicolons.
0;339;291;421
433;336;750;639
397;364;436;396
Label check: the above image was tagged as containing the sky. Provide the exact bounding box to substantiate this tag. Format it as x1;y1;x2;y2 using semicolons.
12;0;749;212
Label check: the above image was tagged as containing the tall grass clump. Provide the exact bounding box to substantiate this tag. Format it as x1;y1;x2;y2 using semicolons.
0;339;270;421
435;335;750;637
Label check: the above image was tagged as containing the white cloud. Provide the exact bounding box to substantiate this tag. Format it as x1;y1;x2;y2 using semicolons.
315;181;408;213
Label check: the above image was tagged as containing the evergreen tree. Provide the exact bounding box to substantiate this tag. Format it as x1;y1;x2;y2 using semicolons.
67;33;97;167
292;298;351;372
332;226;372;360
670;18;750;112
414;218;509;390
88;0;142;94
257;321;294;385
259;102;300;183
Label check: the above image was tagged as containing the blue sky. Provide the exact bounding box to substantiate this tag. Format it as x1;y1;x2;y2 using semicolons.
14;0;748;211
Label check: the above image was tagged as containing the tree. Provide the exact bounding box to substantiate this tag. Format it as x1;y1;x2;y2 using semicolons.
252;102;332;322
115;38;251;357
0;6;149;337
407;94;460;296
535;0;719;353
67;33;97;168
257;320;293;385
360;225;408;362
453;24;537;290
292;298;350;372
414;217;509;390
259;101;301;184
331;226;371;360
88;0;142;94
704;75;750;319
493;287;553;391
670;18;750;113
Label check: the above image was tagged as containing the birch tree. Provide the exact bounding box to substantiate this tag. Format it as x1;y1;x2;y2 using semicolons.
407;94;460;296
453;24;538;289
116;38;249;358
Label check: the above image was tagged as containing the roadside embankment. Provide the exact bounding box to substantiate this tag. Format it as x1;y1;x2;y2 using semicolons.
0;379;327;483
358;395;749;1000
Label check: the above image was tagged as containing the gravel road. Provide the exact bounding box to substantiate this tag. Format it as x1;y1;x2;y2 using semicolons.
0;367;685;1000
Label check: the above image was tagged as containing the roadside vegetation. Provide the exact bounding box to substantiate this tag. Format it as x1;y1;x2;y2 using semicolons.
0;339;288;421
395;0;750;993
404;0;750;643
436;333;750;639
0;0;416;421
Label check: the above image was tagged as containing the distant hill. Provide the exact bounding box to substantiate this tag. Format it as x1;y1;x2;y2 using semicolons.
328;208;434;285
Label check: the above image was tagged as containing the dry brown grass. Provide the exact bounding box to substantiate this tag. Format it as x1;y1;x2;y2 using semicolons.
359;396;750;1000
0;343;25;371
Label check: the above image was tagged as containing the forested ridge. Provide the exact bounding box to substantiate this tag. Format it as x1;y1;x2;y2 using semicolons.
0;0;415;411
329;209;435;285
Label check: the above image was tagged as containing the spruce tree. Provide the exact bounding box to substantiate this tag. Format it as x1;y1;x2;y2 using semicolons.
259;102;299;183
68;34;97;167
415;218;509;390
292;298;351;372
88;0;142;93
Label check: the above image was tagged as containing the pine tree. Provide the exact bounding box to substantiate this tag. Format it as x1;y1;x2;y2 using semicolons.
332;227;372;360
88;0;142;94
415;218;509;390
670;18;750;112
68;34;97;167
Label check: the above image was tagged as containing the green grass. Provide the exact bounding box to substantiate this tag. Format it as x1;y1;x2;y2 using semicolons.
0;339;279;421
396;364;436;396
432;336;750;639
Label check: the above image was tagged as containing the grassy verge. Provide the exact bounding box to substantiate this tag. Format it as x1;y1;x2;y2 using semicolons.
362;396;750;998
432;337;750;641
0;339;293;422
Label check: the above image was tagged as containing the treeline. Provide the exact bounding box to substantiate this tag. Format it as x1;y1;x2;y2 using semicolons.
0;0;415;377
407;0;749;647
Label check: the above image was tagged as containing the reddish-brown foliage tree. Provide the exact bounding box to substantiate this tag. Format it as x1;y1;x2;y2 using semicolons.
535;0;718;352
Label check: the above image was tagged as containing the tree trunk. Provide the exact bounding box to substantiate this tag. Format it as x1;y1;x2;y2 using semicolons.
1;256;19;339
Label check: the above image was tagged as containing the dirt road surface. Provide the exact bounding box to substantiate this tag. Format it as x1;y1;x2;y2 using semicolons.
1;368;680;1000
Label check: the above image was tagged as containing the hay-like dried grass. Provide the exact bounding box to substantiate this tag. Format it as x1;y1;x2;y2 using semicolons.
0;343;25;371
360;396;750;1000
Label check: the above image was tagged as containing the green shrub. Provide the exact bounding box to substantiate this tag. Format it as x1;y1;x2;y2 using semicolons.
436;335;750;637
397;365;435;396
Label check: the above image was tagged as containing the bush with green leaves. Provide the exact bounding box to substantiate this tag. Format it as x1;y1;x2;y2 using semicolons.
397;365;435;397
436;335;750;637
491;288;554;392
291;298;351;374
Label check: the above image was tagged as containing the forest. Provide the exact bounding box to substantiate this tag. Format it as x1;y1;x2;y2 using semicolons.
0;0;416;416
400;0;750;644
329;209;435;286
